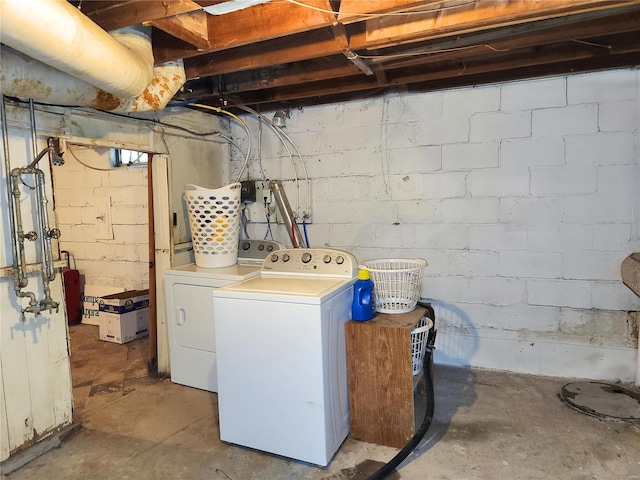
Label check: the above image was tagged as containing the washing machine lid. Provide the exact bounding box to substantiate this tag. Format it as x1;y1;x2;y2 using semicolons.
164;262;262;282
212;275;355;304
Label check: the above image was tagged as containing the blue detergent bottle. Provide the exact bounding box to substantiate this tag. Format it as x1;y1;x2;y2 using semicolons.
352;269;376;321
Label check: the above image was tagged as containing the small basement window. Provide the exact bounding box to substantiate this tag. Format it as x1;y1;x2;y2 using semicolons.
110;148;149;167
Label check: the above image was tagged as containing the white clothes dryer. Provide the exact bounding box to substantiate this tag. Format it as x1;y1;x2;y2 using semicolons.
212;248;358;466
164;239;283;392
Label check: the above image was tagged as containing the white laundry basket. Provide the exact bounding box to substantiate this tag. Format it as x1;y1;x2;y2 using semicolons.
359;258;427;314
184;183;241;268
411;314;434;375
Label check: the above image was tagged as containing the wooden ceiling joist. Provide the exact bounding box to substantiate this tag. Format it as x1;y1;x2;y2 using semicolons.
66;0;640;109
184;27;342;78
337;0;460;24
226;32;640;106
351;0;639;49
151;10;210;50
75;0;203;32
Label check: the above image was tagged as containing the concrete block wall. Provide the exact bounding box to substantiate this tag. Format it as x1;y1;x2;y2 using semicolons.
54;146;149;290
233;68;640;381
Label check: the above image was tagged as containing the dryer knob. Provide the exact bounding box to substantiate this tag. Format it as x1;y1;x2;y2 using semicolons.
258;244;265;251
241;241;251;251
266;245;274;252
270;254;279;262
282;253;290;262
323;255;332;264
301;252;312;263
336;255;345;265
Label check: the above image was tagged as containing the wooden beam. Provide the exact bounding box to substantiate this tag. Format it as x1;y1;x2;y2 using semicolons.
153;28;202;65
204;0;336;50
228;38;640;105
206;9;640;94
151;10;210;50
351;0;639;50
155;0;337;64
183;27;343;78
79;0;202;32
385;37;640;86
338;0;470;24
223;57;359;93
365;10;640;70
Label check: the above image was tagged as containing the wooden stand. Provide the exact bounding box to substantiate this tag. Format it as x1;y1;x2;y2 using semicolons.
346;307;428;448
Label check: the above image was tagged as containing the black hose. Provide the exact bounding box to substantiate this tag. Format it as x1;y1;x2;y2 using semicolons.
367;302;437;480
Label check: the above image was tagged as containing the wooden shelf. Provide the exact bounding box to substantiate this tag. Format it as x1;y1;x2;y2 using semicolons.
346;307;430;448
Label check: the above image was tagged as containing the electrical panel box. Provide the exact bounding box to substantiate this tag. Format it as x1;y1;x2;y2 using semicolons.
240;180;256;203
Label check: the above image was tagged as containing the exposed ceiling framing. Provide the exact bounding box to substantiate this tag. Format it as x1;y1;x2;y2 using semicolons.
69;0;640;111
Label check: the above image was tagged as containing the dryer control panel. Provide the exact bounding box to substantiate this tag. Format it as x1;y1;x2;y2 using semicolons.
262;248;358;278
237;239;285;261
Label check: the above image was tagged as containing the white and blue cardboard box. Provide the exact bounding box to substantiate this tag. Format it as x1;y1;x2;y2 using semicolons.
98;289;149;344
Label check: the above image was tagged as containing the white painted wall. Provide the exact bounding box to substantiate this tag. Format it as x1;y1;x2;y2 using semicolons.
53;146;150;290
0;104;72;461
1;102;229;460
233;69;640;382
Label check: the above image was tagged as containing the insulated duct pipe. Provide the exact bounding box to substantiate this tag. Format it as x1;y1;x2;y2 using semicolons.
0;47;186;112
0;0;186;112
0;0;153;98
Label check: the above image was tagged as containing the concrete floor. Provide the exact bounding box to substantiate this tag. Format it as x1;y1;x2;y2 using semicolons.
3;324;640;480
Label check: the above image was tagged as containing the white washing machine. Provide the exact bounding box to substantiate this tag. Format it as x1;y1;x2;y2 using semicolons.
212;248;358;466
164;239;283;392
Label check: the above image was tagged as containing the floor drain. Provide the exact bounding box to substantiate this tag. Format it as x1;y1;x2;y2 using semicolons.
560;381;640;422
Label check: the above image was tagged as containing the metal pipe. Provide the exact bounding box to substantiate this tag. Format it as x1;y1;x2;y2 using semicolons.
28;99;37;161
2;99;60;316
27;103;59;313
35;168;56;282
10;170;31;287
269;180;307;248
1;96;27;290
9;168;39;311
27;146;53;169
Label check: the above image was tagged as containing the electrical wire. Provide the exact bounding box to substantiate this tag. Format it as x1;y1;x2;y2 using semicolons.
239;106;302;217
286;0;476;17
189;103;253;183
166;97;201;108
239;106;312;221
357;43;509;62
240;204;250;239
256;111;268;180
66;146;114;171
302;219;310;248
263;197;273;240
5;96;236;142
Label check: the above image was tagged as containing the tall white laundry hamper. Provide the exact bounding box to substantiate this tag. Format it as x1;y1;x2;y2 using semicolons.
184;183;241;268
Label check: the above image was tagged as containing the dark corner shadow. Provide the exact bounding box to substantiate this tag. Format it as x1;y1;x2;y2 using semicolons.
398;299;479;469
